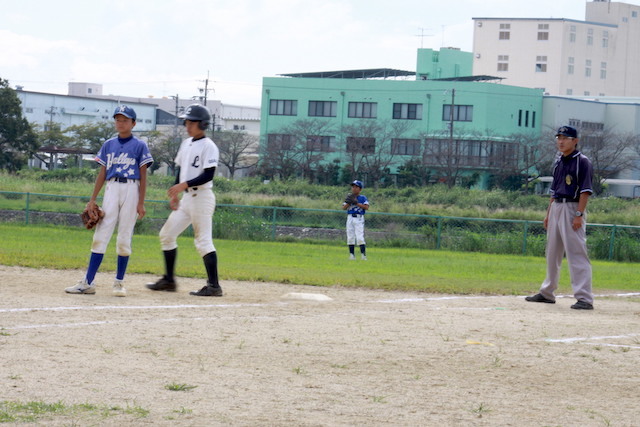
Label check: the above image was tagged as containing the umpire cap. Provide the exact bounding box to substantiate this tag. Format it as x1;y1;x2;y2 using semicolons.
556;125;578;138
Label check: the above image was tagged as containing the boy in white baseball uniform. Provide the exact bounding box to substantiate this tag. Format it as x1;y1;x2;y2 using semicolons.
65;105;153;296
342;180;369;260
146;104;223;297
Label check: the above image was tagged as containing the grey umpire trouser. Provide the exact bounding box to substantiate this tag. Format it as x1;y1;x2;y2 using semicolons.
539;201;594;304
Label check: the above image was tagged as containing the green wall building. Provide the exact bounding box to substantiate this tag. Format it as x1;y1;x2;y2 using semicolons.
260;48;543;188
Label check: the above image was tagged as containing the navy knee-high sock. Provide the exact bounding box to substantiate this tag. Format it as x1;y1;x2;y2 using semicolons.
203;251;220;288
116;255;129;280
86;252;104;284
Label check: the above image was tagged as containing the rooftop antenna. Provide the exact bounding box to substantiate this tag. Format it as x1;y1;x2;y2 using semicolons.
415;27;433;48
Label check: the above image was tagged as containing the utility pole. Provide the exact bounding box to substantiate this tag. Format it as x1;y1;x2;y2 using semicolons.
198;71;215;138
449;88;455;144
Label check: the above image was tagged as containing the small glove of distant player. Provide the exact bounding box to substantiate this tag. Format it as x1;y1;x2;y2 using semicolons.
344;193;358;205
81;203;104;230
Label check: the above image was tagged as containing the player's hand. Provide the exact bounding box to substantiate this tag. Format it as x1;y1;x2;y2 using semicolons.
169;196;180;210
543;216;549;230
572;216;583;231
137;203;146;220
168;182;188;199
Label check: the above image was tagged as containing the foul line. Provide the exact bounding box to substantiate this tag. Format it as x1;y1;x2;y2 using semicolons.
376;292;640;304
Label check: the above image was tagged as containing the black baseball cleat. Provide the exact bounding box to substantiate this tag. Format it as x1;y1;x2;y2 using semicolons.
571;300;594;310
190;284;223;297
146;276;177;292
525;293;556;304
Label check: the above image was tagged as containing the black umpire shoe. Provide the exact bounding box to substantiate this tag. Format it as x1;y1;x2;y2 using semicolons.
146;275;177;292
190;284;223;297
525;293;556;304
571;300;594;310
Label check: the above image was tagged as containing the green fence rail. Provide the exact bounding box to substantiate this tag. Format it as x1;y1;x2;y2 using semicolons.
2;191;640;262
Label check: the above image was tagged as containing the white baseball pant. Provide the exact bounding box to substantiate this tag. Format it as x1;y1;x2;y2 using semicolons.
160;188;216;257
91;180;140;256
539;201;593;304
346;215;366;245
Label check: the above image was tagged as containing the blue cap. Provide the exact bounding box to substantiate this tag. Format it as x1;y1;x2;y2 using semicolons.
113;105;136;121
351;180;363;189
556;125;578;138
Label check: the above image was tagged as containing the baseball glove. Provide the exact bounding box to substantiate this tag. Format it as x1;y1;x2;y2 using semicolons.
81;203;104;230
344;193;358;205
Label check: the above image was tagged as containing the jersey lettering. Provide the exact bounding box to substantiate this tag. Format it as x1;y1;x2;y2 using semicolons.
106;152;136;169
191;156;200;168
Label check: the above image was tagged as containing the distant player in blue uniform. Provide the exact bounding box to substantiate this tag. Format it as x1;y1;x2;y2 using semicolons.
65;105;153;296
342;180;369;260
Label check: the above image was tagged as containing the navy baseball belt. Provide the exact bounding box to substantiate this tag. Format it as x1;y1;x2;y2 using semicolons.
555;197;579;203
110;177;136;183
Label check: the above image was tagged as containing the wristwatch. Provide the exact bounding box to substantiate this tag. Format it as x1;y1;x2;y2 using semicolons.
575;211;583;217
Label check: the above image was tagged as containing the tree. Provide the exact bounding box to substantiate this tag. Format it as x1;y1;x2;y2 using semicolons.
579;127;640;194
66;122;115;154
0;78;38;171
284;119;336;182
340;119;414;188
257;133;299;180
148;128;186;176
215;130;259;179
138;130;164;174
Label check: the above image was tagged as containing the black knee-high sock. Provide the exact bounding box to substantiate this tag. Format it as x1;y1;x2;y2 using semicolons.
203;251;220;288
359;244;366;255
164;248;177;280
349;245;355;255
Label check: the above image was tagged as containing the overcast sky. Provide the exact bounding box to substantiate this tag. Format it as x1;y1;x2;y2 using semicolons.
2;0;637;107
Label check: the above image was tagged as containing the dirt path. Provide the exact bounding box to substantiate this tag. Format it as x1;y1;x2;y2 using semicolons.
1;265;639;426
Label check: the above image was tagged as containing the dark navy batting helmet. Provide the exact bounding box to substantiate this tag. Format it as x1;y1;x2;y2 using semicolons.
180;104;211;130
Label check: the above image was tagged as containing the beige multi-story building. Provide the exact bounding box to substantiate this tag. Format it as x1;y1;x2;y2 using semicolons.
472;0;640;97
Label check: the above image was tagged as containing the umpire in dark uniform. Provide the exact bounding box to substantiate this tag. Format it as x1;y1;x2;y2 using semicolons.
526;125;595;310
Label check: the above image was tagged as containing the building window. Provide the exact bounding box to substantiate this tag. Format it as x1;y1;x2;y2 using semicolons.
267;134;294;150
497;55;509;71
269;100;297;116
442;105;473;122
585;59;592;77
346;137;375;154
307;135;335;152
566;89;573;95
535;56;547;72
499;23;510;40
600;62;607;79
633;11;638;18
569;25;576;42
308;101;337;117
537;23;549;40
393;103;422;120
348;102;377;118
391;138;421;156
517;110;536;128
587;28;593;45
568;56;574;74
602;31;609;48
25;107;34;113
584;91;591;96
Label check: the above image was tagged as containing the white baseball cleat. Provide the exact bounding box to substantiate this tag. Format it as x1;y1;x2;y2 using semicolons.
349;254;356;260
112;280;127;297
65;278;96;294
361;255;367;261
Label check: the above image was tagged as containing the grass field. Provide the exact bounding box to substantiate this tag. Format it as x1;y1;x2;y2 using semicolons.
0;223;638;295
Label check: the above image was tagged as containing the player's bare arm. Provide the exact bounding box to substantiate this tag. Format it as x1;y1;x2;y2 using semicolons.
167;182;188;199
137;164;149;219
543;198;553;230
573;192;590;231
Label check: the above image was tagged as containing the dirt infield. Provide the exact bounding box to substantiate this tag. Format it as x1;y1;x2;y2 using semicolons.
1;265;639;426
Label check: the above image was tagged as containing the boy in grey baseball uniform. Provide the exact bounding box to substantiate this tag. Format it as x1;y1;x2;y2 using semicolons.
526;125;594;310
146;104;223;297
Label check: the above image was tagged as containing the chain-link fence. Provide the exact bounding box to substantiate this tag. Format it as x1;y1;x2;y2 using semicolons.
2;191;639;262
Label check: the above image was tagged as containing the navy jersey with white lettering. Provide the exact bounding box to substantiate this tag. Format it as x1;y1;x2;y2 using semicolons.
95;135;153;179
346;195;369;215
550;150;593;199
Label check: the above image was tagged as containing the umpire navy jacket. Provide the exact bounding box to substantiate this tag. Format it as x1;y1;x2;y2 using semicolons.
550;150;594;201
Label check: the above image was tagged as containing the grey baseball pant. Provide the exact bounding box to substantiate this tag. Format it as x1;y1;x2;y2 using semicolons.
539;201;593;304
